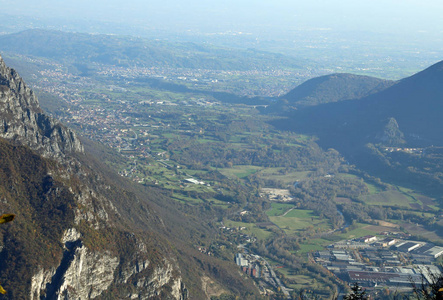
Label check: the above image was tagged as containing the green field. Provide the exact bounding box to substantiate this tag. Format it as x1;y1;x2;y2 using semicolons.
339;173;381;194
219;165;263;179
224;220;273;240
276;269;316;290
298;239;331;253
257;169;311;186
266;203;294;217
269;209;331;235
366;182;381;195
171;193;204;204
336;223;379;240
359;190;417;208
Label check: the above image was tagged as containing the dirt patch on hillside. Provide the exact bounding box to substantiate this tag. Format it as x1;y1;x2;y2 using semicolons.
335;197;352;204
201;275;227;299
416;195;434;205
363;222;399;233
410;203;422;210
401;223;442;241
376;220;400;228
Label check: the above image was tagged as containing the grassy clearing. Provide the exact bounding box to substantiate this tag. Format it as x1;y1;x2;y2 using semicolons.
366;183;381;195
257;169;311;186
224;220;273;241
270;209;331;235
398;186;415;194
339;173;359;179
171;193;204;204
218;165;262;179
284;209;316;219
359;190;416;207
266;203;294;217
206;198;231;208
339;173;381;194
297;239;331;254
277;270;315;289
336;223;378;240
400;222;442;242
295;134;312;142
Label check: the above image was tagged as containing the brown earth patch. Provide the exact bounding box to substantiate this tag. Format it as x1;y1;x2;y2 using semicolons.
401;223;443;241
335;197;352;204
363;224;399;233
410;203;422;210
416;195;434;205
201;275;227;299
375;220;400;228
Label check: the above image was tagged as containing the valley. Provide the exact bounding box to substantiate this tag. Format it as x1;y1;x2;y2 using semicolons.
2;39;442;299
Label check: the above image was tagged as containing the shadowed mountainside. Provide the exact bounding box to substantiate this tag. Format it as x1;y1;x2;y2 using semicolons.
272;60;443;194
263;73;394;113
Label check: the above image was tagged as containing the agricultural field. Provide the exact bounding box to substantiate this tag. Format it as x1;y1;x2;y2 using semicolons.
266;203;294;217
359;190;416;208
269;209;331;235
359;186;439;212
218;165;262;179
224;219;273;241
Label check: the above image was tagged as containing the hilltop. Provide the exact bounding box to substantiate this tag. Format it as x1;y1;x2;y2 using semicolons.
281;73;394;107
263;73;394;113
279;60;443;147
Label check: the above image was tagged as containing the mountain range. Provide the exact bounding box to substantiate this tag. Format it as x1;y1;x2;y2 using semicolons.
0;55;258;299
0;29;305;72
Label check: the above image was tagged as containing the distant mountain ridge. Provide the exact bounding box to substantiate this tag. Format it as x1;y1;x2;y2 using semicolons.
0;29;305;71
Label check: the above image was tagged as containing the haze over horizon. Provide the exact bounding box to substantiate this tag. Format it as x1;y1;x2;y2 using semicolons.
1;0;443;78
1;1;443;37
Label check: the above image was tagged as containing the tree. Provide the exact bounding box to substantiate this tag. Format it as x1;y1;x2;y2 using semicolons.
410;267;443;300
0;213;15;294
344;283;367;300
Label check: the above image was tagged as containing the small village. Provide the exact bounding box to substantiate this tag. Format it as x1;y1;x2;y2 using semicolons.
235;252;293;298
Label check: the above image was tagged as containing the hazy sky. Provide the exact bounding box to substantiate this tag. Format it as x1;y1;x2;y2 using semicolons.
1;0;443;36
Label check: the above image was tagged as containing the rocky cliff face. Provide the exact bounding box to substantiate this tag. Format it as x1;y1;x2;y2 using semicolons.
29;228;187;300
0;54;188;299
0;54;83;159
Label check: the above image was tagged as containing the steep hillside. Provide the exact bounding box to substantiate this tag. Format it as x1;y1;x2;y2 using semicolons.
0;29;303;71
0;55;83;158
0;54;259;299
0;53;188;299
281;60;443;147
272;60;443;194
